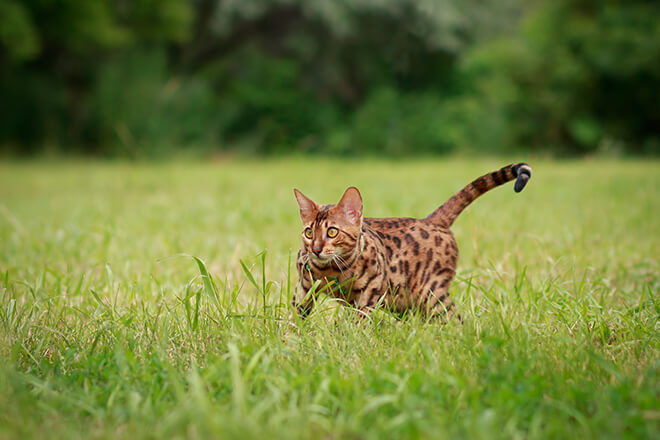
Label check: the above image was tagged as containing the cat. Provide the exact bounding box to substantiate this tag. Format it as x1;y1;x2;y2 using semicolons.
292;162;532;321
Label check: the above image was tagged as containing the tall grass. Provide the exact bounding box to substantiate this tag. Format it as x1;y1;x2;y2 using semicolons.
0;158;658;439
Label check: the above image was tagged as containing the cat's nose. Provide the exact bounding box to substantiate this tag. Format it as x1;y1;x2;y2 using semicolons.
312;246;322;256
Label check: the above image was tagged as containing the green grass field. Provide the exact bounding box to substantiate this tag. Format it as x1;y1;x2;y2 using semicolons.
0;158;658;439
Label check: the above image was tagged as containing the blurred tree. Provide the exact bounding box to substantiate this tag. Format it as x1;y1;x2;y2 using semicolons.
0;0;192;151
0;0;657;156
171;0;522;154
460;0;660;154
0;0;40;60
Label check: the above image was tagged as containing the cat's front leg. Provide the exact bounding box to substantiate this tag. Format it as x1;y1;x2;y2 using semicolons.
289;259;318;324
280;284;313;336
354;305;375;322
291;284;315;319
352;274;385;322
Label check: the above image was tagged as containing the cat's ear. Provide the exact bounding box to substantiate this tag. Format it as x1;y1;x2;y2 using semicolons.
293;188;318;223
336;187;363;225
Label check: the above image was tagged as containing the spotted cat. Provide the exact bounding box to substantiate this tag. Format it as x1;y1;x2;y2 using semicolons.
292;163;532;321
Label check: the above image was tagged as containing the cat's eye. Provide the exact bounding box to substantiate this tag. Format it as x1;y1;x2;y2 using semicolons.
304;228;313;239
327;227;339;238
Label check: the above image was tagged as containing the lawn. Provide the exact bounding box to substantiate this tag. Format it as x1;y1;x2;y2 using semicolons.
0;158;658;439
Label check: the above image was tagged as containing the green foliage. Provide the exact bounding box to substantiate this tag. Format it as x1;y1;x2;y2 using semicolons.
91;49;222;157
0;0;40;60
347;87;457;155
0;0;194;153
460;0;660;155
0;0;658;156
0;159;658;438
208;47;343;155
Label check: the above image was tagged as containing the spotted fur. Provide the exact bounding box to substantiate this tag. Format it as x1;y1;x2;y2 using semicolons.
292;163;532;321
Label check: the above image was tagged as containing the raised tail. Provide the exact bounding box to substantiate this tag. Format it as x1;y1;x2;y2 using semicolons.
426;163;532;227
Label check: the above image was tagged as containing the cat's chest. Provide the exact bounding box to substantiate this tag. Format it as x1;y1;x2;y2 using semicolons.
302;252;380;293
305;265;363;300
307;265;355;284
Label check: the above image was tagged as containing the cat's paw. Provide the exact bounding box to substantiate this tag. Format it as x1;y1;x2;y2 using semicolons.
277;313;299;339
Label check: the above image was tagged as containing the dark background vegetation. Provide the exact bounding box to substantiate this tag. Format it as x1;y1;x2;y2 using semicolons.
1;0;658;157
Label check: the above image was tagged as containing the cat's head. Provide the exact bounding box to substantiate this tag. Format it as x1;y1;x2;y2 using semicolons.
294;187;363;266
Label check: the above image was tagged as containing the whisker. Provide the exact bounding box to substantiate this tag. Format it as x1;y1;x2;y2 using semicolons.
334;253;352;272
332;255;345;274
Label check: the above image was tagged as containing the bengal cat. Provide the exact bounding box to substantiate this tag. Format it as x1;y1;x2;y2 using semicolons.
292;163;532;321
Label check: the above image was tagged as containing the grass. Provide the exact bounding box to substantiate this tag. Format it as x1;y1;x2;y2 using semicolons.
0;157;658;439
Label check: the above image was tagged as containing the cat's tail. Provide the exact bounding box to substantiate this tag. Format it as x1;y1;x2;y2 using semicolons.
426;163;532;228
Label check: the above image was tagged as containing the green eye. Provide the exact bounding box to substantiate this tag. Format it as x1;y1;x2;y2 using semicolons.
327;227;339;238
304;228;313;239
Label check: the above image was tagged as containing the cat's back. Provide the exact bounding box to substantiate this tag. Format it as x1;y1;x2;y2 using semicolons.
364;216;456;258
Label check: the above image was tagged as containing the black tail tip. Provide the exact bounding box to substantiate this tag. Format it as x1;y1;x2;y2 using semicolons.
513;163;532;193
